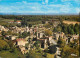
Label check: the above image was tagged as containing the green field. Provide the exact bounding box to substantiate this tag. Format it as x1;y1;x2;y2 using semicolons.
47;53;55;58
28;21;42;25
0;50;24;58
0;18;14;25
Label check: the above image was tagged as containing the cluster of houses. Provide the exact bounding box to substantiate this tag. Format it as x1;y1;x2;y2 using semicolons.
0;25;9;31
0;20;79;54
8;21;21;24
53;32;79;44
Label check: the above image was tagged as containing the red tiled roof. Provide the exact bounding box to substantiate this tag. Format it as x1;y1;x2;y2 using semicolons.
16;38;25;41
49;36;53;37
16;21;21;22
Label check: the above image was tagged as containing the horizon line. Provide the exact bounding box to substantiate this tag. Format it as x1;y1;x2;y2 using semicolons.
0;13;79;15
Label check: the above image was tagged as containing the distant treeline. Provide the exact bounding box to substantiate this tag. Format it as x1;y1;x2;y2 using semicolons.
0;15;80;22
53;23;79;35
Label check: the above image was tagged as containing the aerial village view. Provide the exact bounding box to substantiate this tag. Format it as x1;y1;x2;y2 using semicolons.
0;0;80;58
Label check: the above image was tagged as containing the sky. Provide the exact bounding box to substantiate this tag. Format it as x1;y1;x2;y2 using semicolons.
0;0;80;15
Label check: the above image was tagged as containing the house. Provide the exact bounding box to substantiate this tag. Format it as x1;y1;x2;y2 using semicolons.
5;35;11;40
12;26;27;33
63;36;68;44
5;35;17;40
49;36;57;45
72;34;79;40
26;26;30;32
9;21;21;24
70;34;79;42
49;36;53;41
65;34;79;44
65;36;72;44
39;33;44;38
45;21;49;24
53;32;65;40
30;28;33;34
8;21;14;23
12;39;28;54
19;46;27;54
37;32;44;39
10;36;18;40
0;25;8;31
59;32;64;39
37;39;48;49
15;21;21;24
16;38;28;46
53;33;60;40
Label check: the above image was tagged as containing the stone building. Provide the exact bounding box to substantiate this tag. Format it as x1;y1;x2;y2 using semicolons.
37;39;48;49
37;32;44;39
16;38;28;46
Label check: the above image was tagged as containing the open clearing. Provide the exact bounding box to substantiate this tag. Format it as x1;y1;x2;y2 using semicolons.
63;20;80;25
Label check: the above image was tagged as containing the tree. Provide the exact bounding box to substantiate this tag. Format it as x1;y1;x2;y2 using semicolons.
14;19;17;22
57;26;62;32
42;21;45;24
57;37;65;47
48;45;57;54
74;23;79;34
1;31;7;36
0;40;10;50
67;25;74;34
19;32;30;38
26;50;43;58
70;29;74;35
21;19;27;26
34;41;40;48
28;24;32;27
45;29;52;36
62;24;68;34
53;27;57;32
44;23;51;28
61;45;79;58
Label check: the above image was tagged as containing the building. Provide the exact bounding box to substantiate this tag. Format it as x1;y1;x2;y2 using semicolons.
8;21;14;23
0;25;9;31
10;36;18;40
15;21;21;24
37;39;48;49
37;32;44;39
19;46;27;54
53;32;65;40
70;34;79;42
16;38;28;46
